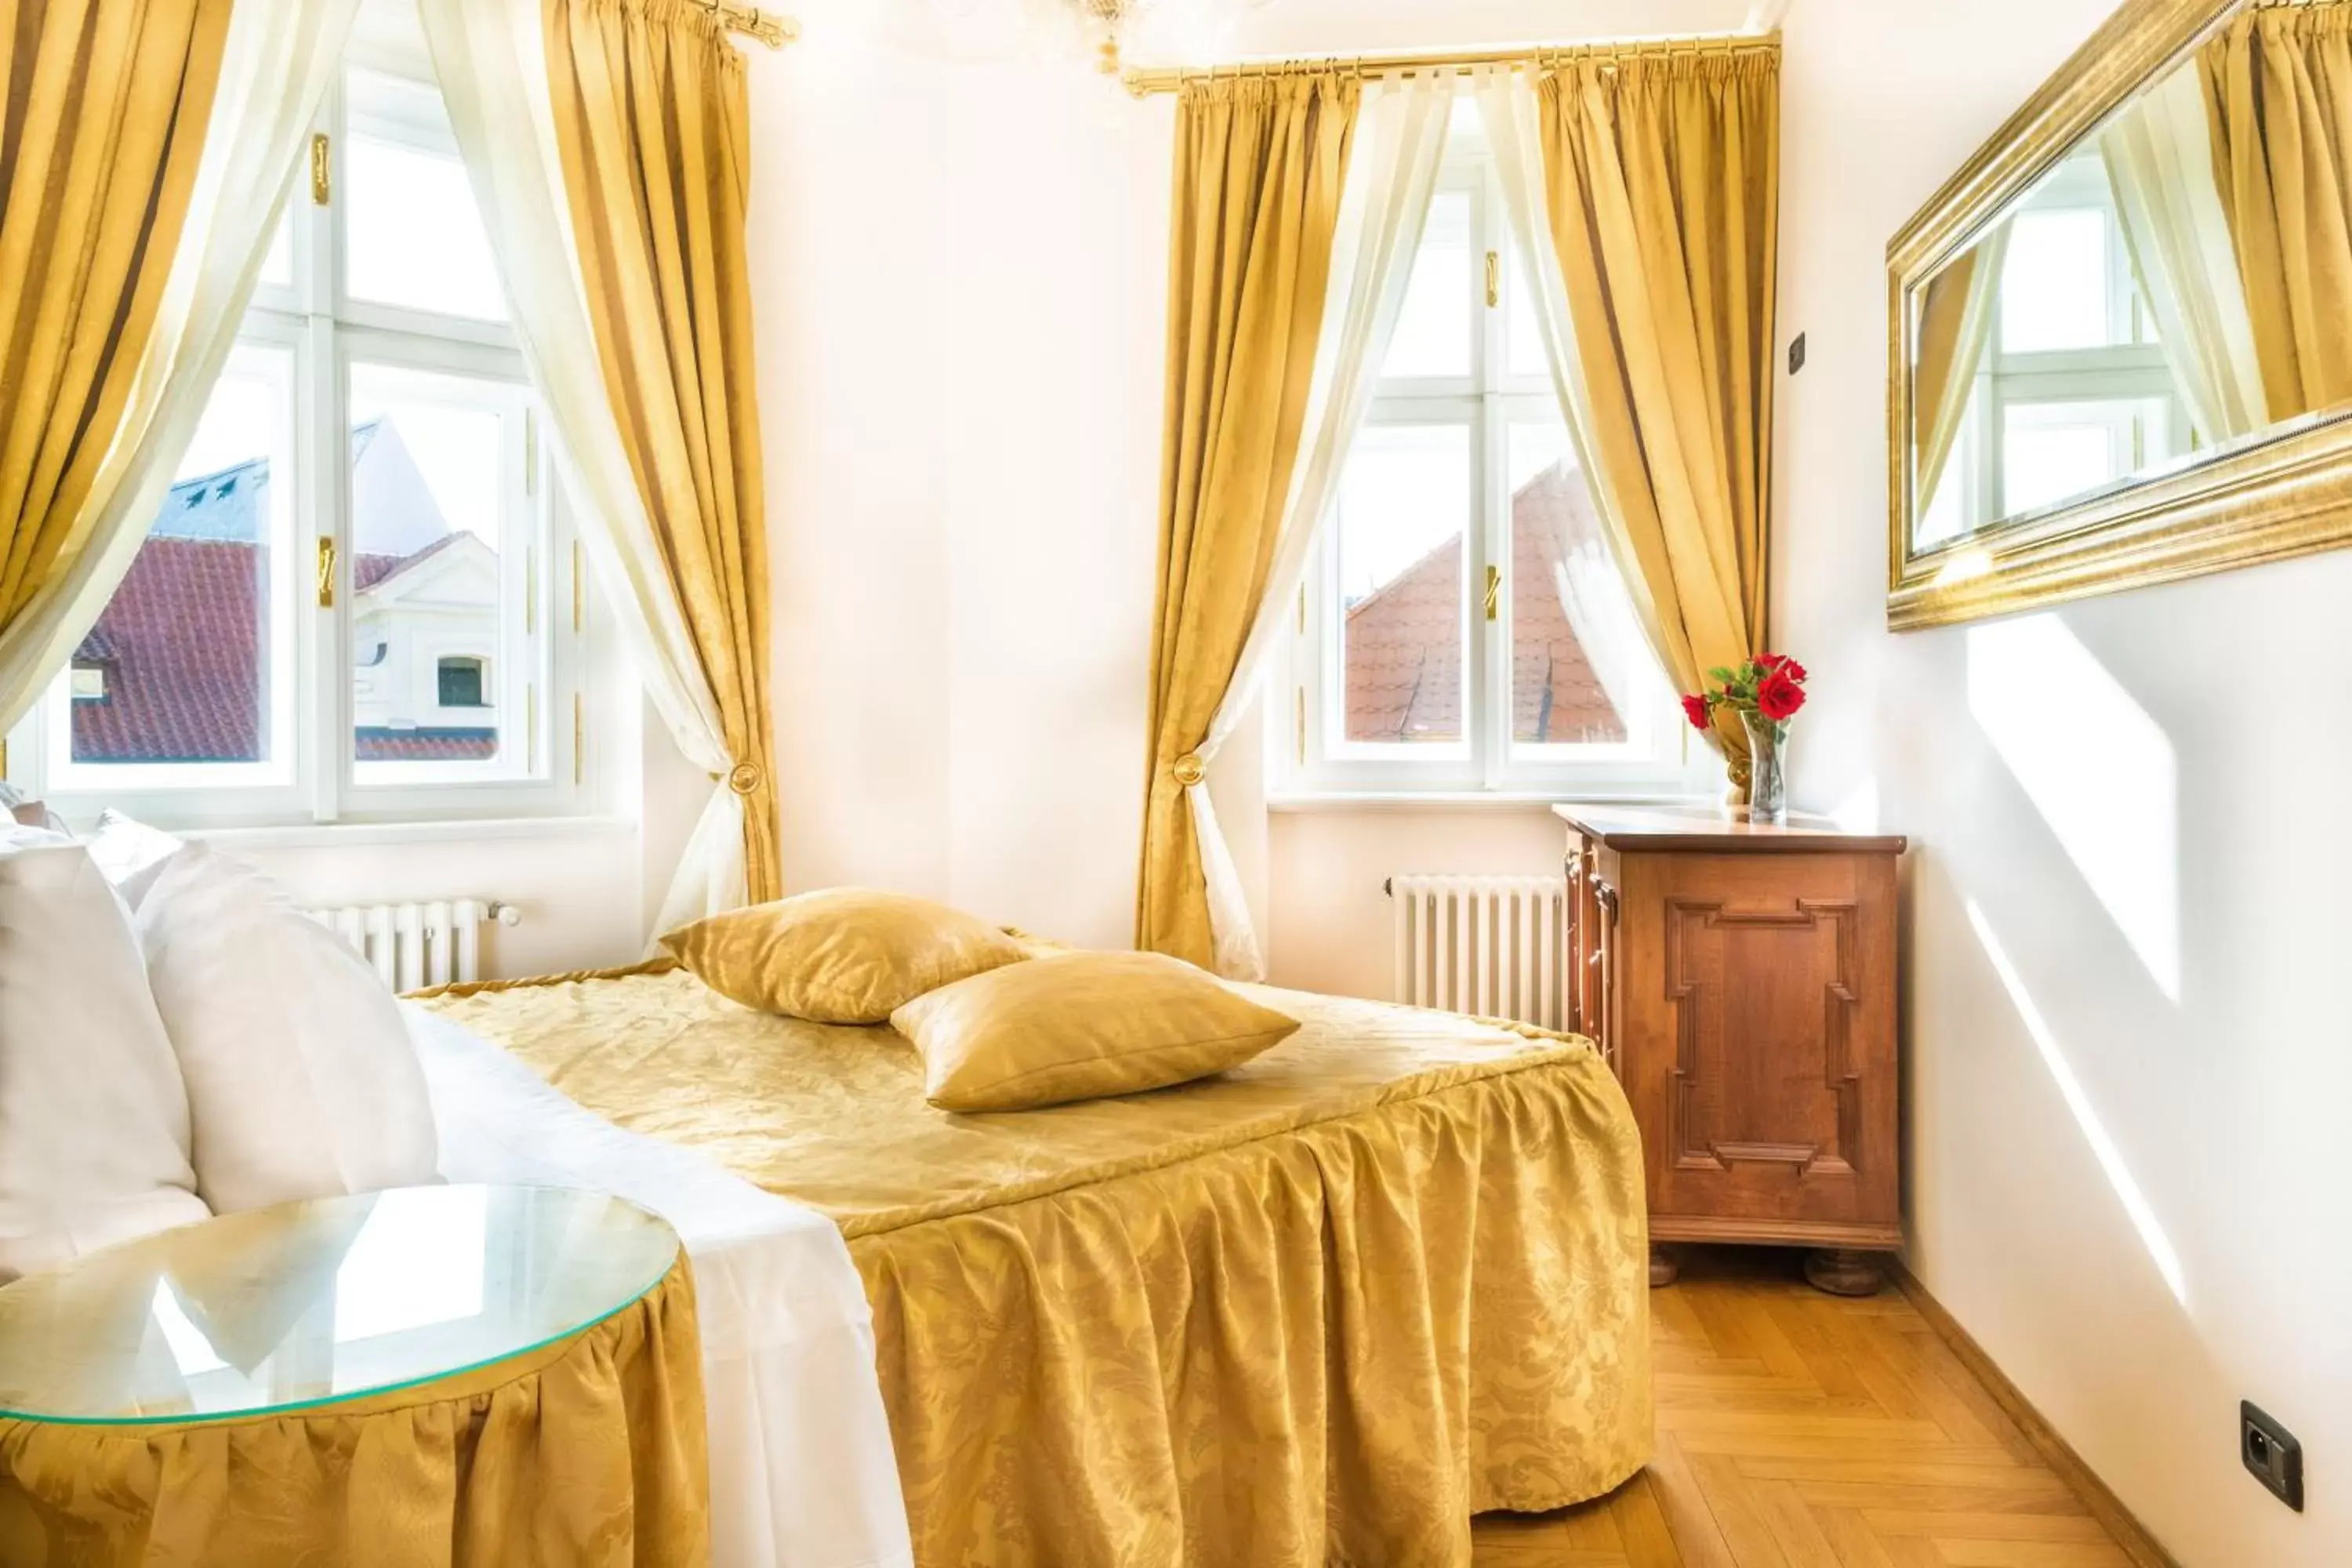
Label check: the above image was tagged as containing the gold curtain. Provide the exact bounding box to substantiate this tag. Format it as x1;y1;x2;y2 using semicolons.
1914;250;1980;502
1911;222;2009;520
2201;2;2352;426
1137;75;1357;965
0;0;231;649
545;0;782;902
1534;48;1779;779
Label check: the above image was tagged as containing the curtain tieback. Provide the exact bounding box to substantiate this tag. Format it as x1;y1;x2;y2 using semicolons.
1170;753;1207;787
708;763;765;796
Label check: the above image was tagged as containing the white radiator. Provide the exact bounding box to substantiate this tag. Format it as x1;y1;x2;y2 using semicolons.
1387;874;1570;1032
302;899;519;992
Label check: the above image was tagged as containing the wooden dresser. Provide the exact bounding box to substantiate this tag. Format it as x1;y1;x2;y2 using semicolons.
1555;803;1907;1295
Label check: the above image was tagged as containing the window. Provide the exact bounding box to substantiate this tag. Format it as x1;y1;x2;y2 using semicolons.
1918;147;2190;544
1279;97;1700;798
5;16;591;829
437;657;488;710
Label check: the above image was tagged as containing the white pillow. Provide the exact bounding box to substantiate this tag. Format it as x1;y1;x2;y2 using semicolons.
0;841;209;1280
85;808;186;911
137;844;438;1213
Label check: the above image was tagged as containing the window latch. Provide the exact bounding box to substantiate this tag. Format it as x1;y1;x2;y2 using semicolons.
1485;250;1500;308
316;537;336;608
310;132;331;206
1483;564;1501;621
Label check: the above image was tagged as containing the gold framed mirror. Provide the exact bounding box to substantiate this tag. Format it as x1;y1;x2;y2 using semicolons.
1888;0;2352;630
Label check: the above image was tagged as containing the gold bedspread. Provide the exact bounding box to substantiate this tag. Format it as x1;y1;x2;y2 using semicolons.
423;963;1653;1567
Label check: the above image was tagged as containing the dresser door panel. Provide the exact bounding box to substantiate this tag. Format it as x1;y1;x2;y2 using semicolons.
1620;854;1898;1231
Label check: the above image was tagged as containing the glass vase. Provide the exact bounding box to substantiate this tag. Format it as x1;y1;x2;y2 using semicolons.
1740;710;1790;826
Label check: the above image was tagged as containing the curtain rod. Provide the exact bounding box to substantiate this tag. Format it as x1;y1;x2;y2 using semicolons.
1122;32;1777;96
696;0;799;48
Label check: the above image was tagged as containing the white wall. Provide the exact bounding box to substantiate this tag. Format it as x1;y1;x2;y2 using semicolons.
224;819;644;978
1265;804;1567;999
209;685;703;980
1777;2;2352;1562
746;5;1167;947
746;0;1748;953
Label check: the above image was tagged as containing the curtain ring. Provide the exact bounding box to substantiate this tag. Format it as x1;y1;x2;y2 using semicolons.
726;762;764;797
1171;753;1207;786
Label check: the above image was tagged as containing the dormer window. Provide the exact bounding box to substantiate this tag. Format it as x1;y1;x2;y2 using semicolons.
437;656;488;709
69;665;107;703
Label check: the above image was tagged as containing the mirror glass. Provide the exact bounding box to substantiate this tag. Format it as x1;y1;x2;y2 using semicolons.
1907;0;2352;554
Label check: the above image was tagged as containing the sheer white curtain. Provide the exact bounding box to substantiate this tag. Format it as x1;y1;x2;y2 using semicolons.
0;0;363;732
1470;64;1670;718
1185;70;1452;981
2102;65;2268;446
420;0;749;939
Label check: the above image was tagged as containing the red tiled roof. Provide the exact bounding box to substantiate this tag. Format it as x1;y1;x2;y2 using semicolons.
71;536;492;765
354;553;407;592
354;730;497;762
1343;533;1465;742
354;531;468;592
71;538;264;764
1506;465;1624;746
1342;461;1626;745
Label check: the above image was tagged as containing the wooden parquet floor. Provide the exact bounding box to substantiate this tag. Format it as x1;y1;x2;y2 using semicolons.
1468;1248;2140;1568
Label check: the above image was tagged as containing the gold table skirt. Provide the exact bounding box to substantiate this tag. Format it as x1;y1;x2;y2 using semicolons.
0;1257;710;1568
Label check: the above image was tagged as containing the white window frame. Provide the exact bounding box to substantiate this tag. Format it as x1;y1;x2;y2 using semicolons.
1273;129;1710;802
1938;151;2189;535
4;49;601;833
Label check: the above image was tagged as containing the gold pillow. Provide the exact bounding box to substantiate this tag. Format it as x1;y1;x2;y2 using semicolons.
891;950;1300;1112
661;888;1029;1025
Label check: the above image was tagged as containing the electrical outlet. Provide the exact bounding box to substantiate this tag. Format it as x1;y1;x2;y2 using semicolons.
1788;332;1807;375
2242;1401;2304;1512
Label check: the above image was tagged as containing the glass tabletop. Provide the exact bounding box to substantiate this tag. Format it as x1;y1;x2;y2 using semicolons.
0;1185;678;1426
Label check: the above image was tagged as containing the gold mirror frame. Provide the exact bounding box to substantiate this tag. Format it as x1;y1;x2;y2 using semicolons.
1886;0;2352;630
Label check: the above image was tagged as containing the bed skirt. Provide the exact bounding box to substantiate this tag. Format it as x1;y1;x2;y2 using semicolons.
848;1051;1651;1566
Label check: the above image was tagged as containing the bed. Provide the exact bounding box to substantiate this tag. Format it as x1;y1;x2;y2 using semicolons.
416;958;1653;1567
404;1001;916;1568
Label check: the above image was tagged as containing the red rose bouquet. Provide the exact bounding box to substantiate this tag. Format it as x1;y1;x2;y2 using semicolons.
1683;652;1808;734
1682;653;1807;822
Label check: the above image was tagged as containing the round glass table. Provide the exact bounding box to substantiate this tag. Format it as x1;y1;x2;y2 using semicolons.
0;1184;679;1425
0;1185;706;1566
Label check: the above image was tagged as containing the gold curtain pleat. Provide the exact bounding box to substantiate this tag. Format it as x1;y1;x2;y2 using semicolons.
0;0;231;639
2201;3;2352;426
1909;220;2009;521
544;0;781;902
1137;74;1357;965
0;1257;710;1568
1534;49;1778;781
1913;250;1979;499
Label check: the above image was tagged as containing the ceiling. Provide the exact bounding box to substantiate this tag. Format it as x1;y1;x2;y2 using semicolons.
1127;0;1766;64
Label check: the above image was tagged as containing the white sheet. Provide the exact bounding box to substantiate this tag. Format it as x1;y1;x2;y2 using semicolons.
404;1004;914;1568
